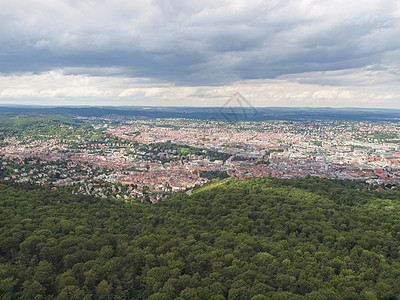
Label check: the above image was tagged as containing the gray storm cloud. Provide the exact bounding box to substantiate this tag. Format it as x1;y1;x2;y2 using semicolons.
1;0;399;85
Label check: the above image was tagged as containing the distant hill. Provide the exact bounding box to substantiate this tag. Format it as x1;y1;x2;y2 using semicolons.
1;177;400;299
1;105;400;121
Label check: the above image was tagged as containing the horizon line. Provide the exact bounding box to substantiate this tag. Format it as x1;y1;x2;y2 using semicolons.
1;104;400;111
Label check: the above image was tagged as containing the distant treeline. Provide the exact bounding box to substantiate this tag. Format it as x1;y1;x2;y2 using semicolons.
2;106;400;121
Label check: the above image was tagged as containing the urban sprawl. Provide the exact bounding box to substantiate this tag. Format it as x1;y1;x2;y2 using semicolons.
2;117;400;202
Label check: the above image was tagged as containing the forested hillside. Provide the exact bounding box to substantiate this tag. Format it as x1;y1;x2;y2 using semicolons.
1;177;400;299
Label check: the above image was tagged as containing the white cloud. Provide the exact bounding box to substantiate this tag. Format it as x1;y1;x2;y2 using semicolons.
0;66;399;108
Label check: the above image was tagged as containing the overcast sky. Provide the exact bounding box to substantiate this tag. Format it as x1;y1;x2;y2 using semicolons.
1;0;400;107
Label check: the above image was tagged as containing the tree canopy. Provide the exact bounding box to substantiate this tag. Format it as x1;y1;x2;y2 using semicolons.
1;177;400;299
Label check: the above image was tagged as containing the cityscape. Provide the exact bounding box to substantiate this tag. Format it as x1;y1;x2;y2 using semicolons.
2;115;400;202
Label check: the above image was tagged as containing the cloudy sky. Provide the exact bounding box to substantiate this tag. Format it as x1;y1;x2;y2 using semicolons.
1;0;400;107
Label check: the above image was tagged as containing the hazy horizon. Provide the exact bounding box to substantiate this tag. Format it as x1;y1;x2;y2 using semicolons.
1;103;400;110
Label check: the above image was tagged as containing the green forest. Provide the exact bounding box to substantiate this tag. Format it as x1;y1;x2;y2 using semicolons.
138;142;231;163
198;170;230;180
0;114;91;140
1;177;400;299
